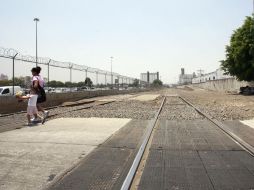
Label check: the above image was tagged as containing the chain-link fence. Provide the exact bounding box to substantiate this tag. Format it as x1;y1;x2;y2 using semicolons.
0;47;146;94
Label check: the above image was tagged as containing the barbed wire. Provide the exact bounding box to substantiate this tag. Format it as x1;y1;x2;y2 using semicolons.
0;47;139;80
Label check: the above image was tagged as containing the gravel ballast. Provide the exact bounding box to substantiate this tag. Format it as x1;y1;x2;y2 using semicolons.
159;97;203;120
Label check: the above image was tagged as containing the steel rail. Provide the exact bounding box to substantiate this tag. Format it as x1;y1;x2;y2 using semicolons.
120;96;166;190
179;96;254;156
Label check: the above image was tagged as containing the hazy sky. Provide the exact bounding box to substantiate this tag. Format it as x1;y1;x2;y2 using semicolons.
0;0;252;83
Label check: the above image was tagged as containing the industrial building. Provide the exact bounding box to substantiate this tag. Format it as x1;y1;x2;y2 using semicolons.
192;68;233;83
178;68;195;85
140;71;159;84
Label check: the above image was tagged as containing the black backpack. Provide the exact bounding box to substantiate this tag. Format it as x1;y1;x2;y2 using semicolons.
33;77;46;103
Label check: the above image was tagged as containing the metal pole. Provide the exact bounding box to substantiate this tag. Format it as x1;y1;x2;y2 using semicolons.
105;74;107;86
117;76;120;90
36;21;37;66
110;56;113;87
85;69;88;79
96;72;98;85
70;68;71;82
34;18;39;67
70;67;72;91
47;59;51;90
12;53;18;95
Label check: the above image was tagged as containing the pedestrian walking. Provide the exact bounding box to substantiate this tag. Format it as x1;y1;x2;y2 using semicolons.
31;66;49;123
16;87;43;126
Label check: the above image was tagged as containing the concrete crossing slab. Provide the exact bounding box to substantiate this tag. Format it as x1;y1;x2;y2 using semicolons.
0;118;131;190
138;120;254;190
130;94;160;101
48;119;149;190
224;120;254;147
151;120;241;151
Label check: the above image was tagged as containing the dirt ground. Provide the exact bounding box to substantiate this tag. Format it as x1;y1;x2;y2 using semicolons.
164;87;254;121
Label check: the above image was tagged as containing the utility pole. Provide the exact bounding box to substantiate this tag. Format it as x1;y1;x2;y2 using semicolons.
197;69;204;76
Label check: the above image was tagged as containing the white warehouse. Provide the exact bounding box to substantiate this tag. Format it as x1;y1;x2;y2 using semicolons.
192;68;233;84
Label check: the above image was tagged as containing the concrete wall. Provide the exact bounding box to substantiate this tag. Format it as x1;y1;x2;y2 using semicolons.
0;89;148;114
191;78;251;92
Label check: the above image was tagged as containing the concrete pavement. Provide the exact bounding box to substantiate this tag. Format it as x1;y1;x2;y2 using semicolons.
0;118;131;190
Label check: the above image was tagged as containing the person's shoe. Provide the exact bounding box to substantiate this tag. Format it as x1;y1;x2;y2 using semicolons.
41;116;46;124
31;118;41;123
27;122;33;126
43;111;49;118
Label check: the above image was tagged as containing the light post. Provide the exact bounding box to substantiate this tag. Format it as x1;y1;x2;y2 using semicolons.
34;18;39;67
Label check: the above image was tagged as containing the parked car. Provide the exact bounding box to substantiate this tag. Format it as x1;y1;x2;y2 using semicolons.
0;86;21;96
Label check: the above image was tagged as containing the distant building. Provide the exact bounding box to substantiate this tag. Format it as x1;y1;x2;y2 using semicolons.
192;68;233;83
178;68;194;85
0;74;8;81
140;71;159;84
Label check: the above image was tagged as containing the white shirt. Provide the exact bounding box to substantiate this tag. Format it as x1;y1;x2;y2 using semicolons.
27;94;38;106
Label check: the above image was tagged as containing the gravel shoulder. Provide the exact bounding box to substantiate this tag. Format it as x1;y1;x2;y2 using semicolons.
166;87;254;121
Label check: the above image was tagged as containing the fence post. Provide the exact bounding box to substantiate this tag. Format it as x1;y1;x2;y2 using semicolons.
12;53;18;95
117;76;120;90
96;72;98;86
69;66;72;92
47;59;51;90
105;73;107;86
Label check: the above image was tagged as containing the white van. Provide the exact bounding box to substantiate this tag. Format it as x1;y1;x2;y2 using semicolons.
0;86;21;96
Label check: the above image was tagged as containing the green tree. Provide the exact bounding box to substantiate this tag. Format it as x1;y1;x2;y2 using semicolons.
132;79;139;87
221;16;254;81
85;77;93;87
65;81;73;87
152;79;163;87
0;80;11;86
14;77;25;87
49;80;65;87
77;81;85;87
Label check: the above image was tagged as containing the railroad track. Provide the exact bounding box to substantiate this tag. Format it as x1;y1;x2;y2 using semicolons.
2;94;254;189
120;95;254;190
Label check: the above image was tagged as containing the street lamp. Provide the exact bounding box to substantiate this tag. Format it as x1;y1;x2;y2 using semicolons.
34;17;39;66
110;56;113;87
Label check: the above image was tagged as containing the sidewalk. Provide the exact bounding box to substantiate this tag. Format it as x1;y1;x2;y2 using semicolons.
0;118;130;190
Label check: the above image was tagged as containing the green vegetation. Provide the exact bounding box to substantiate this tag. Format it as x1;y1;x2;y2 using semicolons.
0;77;26;87
0;77;95;88
131;79;139;87
84;77;93;87
221;16;254;81
152;79;163;87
